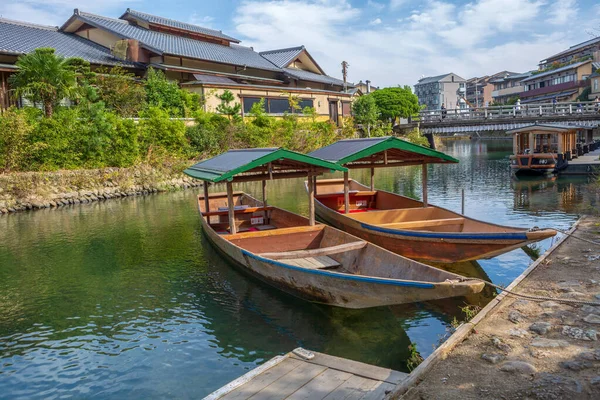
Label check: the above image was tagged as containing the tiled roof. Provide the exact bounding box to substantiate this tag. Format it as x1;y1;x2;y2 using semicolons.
121;9;240;43
283;67;348;87
0;18;134;66
191;74;237;84
416;73;465;85
260;46;305;68
73;11;281;71
543;37;600;61
521;61;591;82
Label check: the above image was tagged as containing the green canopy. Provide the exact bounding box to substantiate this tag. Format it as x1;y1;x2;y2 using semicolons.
308;136;458;167
184;147;347;182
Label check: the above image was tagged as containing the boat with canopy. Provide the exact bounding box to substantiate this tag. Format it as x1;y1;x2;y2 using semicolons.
183;147;484;309
307;137;557;263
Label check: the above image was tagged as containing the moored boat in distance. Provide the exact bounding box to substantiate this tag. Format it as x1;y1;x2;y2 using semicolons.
508;123;596;176
308;137;557;263
184;148;484;309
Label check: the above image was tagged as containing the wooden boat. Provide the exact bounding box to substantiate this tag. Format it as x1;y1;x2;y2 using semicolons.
308;137;557;263
184;148;484;309
508;123;595;176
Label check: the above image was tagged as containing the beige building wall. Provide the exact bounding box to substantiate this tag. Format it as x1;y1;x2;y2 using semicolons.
76;28;121;49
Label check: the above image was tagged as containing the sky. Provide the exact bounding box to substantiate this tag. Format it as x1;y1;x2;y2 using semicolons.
1;0;600;87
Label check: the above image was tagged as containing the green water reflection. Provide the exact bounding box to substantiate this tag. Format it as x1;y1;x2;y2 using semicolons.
0;139;593;398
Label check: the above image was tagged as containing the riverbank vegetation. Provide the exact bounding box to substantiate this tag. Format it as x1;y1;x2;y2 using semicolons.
1;48;429;175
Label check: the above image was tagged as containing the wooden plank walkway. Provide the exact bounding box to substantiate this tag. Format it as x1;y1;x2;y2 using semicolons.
204;348;407;400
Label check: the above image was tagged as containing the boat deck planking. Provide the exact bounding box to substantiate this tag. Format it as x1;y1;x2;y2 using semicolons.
204;348;407;400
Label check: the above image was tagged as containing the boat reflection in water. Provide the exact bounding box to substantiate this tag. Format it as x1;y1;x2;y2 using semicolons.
200;234;416;372
512;175;596;214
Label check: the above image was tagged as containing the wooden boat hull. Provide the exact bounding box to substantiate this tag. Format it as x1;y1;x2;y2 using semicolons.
198;193;484;309
311;179;556;263
510;154;557;176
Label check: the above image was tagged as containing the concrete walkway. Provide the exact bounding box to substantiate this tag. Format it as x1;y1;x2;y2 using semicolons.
398;217;600;400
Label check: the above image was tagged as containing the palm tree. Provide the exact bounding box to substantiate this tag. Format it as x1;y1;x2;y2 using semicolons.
8;48;77;117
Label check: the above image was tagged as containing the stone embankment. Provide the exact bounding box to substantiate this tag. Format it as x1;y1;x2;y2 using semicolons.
0;165;201;214
397;217;600;399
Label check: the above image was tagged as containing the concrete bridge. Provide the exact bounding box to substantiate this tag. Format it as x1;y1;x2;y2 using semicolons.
418;101;600;136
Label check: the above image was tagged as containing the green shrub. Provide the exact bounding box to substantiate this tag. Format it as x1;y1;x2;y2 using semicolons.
29;108;83;170
145;68;200;117
138;106;188;157
0;108;34;172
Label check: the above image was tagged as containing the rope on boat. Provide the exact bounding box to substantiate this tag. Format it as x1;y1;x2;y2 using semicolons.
529;226;600;247
462;226;600;306
475;279;600;306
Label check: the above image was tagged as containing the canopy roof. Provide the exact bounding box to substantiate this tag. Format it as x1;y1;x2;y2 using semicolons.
507;124;589;134
184;148;347;182
308;137;458;168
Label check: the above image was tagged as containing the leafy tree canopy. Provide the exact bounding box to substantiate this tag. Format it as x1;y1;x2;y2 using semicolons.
370;86;420;122
351;95;379;127
8;48;78;117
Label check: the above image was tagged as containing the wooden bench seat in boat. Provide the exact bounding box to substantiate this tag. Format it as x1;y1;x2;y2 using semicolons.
378;217;465;230
258;241;366;260
315;190;377;198
283;256;340;269
201;206;274;217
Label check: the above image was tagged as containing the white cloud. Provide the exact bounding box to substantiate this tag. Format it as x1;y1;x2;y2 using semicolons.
189;13;215;27
547;0;578;25
369;18;382;25
234;0;586;87
367;0;385;11
0;0;134;25
390;0;407;10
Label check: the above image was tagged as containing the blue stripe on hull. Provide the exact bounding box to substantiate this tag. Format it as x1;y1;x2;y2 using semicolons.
242;250;435;289
360;223;529;241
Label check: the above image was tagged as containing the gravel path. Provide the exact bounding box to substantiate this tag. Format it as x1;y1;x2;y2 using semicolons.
402;217;600;400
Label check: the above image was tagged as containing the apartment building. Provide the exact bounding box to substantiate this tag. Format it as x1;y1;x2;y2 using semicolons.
490;72;531;104
590;70;600;100
466;71;516;107
0;9;355;123
414;73;466;110
520;60;595;103
539;36;600;69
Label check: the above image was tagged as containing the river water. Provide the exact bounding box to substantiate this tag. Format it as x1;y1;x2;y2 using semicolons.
0;139;597;399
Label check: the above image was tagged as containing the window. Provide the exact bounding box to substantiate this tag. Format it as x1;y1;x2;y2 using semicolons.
243;97;262;113
594;79;599;92
268;98;289;114
242;97;315;114
341;102;351;116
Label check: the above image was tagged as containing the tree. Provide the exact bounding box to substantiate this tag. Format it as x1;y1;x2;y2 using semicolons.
351;95;379;136
8;48;78;117
216;89;242;121
145;67;199;117
370;86;420;123
95;66;146;117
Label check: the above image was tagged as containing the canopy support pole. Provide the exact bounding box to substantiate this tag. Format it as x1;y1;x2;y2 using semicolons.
203;182;210;220
370;168;374;191
312;175;317;197
227;182;237;234
421;163;428;208
262;179;269;224
307;173;315;226
343;171;350;214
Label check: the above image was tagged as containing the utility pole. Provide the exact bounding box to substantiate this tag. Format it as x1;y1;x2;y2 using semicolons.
341;61;349;93
475;77;479;109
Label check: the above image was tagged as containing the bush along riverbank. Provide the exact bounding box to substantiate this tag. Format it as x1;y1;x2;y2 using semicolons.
0;163;202;214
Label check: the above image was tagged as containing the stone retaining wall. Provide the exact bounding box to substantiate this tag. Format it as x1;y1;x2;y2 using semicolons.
0;165;202;214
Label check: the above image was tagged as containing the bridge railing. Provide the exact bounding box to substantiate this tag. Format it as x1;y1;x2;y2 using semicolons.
417;101;600;123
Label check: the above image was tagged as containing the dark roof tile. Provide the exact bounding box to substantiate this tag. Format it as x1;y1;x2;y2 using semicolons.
122;9;240;43
0;18;134;67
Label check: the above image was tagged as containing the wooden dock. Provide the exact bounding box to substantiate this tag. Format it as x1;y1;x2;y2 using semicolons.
204;348;407;400
560;147;600;175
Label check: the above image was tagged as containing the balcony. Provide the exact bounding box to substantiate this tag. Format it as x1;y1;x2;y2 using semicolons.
492;86;523;98
520;80;587;98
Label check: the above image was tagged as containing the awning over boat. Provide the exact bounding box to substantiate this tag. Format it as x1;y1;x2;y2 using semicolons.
506;123;588;134
308;136;458;168
184;148;347;182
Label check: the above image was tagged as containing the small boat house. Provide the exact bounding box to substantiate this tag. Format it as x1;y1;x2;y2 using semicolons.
508;123;597;175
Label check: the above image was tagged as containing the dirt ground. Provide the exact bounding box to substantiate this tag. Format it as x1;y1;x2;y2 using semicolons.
402;217;600;400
